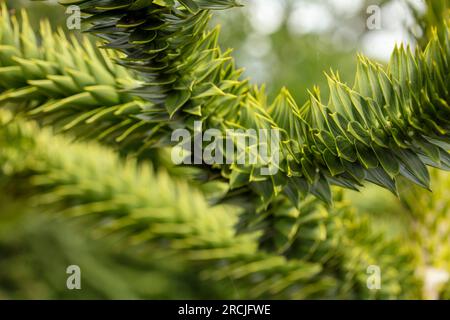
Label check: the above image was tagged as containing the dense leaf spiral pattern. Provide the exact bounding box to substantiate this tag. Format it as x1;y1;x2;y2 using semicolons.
0;110;420;298
19;1;450;209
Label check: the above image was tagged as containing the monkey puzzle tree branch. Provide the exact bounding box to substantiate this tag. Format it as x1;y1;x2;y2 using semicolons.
7;2;450;209
0;110;420;298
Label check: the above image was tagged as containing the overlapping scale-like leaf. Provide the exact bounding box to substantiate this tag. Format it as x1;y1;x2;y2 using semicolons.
0;109;420;298
52;0;450;207
0;2;435;298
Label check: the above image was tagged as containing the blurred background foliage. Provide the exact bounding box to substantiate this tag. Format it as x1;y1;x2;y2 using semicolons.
214;0;423;102
0;182;235;299
0;0;449;299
